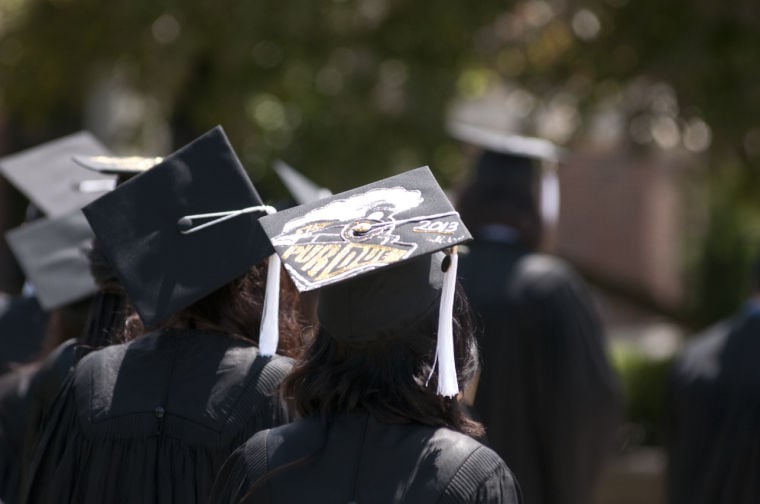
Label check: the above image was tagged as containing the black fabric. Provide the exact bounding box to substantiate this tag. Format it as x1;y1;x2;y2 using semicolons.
83;126;273;327
317;253;444;342
210;412;521;503
0;340;81;504
21;329;292;504
666;309;760;504
458;241;620;504
0;296;48;374
0;364;38;504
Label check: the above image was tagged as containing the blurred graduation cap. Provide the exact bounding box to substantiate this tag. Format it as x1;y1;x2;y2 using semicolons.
72;155;163;184
82;126;281;353
273;160;332;205
447;121;565;225
6;211;97;310
0;132;115;217
259;166;471;396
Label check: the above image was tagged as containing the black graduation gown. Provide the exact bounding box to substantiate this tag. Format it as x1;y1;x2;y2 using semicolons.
458;240;620;504
21;328;293;504
0;296;48;374
0;365;36;504
666;308;760;504
210;412;521;503
0;340;77;504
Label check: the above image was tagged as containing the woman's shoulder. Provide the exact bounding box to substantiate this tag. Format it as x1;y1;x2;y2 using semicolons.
429;428;521;503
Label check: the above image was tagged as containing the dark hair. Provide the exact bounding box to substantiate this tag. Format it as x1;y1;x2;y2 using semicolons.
281;284;483;437
120;260;306;358
76;240;132;353
456;150;543;249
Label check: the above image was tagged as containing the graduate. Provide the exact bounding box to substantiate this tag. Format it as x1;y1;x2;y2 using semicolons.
451;123;620;504
210;166;522;503
22;126;302;504
0;133;115;504
0;132;113;372
666;259;760;503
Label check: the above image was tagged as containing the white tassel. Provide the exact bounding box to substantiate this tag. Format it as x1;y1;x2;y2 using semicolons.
258;253;281;357
435;249;460;397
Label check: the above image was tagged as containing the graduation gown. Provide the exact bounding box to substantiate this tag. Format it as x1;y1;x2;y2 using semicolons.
458;240;620;504
0;340;77;504
210;412;521;503
0;296;48;374
666;307;760;503
0;365;36;504
21;328;292;504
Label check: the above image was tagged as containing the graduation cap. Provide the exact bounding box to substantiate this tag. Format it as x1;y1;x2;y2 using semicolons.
447;121;564;225
259;166;471;396
82;126;282;354
5;211;97;310
72;155;163;184
0;132;115;217
273;160;332;205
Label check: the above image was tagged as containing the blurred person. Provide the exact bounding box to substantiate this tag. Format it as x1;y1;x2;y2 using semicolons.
451;123;621;504
21;127;303;504
0;132;113;373
665;257;760;503
211;167;522;503
0;134;116;503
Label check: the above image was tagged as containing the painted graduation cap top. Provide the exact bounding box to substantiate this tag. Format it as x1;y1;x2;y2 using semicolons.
260;166;471;293
83;126;274;328
6;211;97;310
260;166;470;396
0;132;115;217
273;160;332;205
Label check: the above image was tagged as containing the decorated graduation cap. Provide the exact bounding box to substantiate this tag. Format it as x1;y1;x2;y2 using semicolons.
448;121;565;225
72;154;163;184
5;211;97;310
259;166;471;396
273;160;332;205
82;126;282;354
0;132;115;217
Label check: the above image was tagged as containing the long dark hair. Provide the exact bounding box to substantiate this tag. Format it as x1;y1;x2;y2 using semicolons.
281;284;483;437
120;260;306;358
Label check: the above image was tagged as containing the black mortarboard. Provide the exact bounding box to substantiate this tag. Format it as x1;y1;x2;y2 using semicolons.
260;166;471;396
6;211;96;310
82;126;275;329
448;121;563;224
273;160;332;205
0;132;115;217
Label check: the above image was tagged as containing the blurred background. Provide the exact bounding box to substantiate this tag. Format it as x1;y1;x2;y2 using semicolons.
1;0;760;501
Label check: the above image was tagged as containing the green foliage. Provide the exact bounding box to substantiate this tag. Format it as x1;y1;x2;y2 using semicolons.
0;0;508;195
611;342;672;447
2;0;760;325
